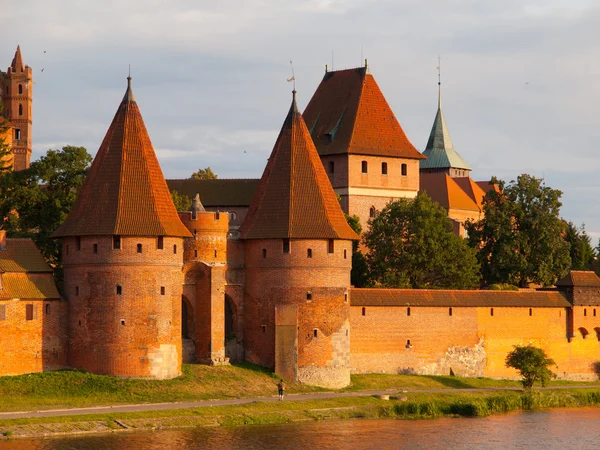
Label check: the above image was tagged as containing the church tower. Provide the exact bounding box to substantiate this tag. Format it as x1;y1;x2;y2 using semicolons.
52;77;191;379
0;46;33;171
241;91;359;388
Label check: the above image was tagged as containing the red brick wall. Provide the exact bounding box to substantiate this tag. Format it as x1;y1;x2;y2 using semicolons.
0;299;67;375
62;235;183;379
179;211;229;264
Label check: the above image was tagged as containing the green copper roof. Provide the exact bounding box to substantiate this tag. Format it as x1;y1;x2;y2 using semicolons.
420;98;471;171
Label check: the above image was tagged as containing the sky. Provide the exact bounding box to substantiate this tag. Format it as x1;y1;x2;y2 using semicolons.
2;0;600;237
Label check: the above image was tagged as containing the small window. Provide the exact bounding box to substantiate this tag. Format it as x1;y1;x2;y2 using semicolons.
344;249;347;259
328;239;334;254
0;305;5;321
401;164;407;176
329;161;335;173
306;292;312;301
15;129;21;140
173;244;177;254
137;243;143;253
594;309;597;317
26;304;35;321
215;211;220;220
157;236;164;250
18;84;23;94
362;307;366;316
369;206;375;218
262;248;267;258
407;307;411;316
361;160;368;173
75;286;79;296
529;308;533;317
93;243;98;254
382;162;388;175
406;339;412;349
78;320;82;326
449;307;453;316
345;293;348;303
194;249;198;258
214;249;217;258
116;285;122;295
283;239;290;253
490;308;494;316
261;325;266;333
313;329;318;338
18;104;23;116
45;304;50;315
113;235;121;250
161;286;165;295
76;236;81;250
121;319;126;326
307;248;312;258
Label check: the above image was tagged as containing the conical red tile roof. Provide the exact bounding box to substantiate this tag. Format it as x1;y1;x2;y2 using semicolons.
241;92;358;241
10;46;24;72
53;78;191;238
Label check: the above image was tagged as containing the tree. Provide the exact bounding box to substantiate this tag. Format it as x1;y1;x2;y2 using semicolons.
344;213;370;287
0;146;92;270
363;192;480;289
564;222;595;270
0;105;13;173
466;175;571;288
191;167;217;180
170;190;192;212
505;345;555;390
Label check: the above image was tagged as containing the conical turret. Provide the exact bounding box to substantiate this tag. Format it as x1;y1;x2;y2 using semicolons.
10;46;24;72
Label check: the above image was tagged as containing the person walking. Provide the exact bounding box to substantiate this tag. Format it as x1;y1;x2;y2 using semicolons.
277;379;286;400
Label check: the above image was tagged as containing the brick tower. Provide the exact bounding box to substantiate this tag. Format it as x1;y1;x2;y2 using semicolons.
52;77;191;379
241;91;359;388
0;46;33;171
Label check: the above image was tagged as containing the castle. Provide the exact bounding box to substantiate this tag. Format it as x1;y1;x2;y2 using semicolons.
1;48;599;387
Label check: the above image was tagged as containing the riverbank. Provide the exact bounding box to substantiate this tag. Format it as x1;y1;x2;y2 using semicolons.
2;388;600;440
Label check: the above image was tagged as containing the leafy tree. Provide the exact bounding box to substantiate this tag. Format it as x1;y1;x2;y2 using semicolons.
363;192;480;289
344;213;370;287
564;222;595;270
0;146;92;270
170;190;192;212
505;345;555;390
0;106;13;173
191;167;218;180
466;174;570;288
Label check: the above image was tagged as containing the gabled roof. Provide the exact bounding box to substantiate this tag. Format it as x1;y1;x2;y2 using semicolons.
53;78;191;238
10;46;24;72
475;180;499;194
303;67;424;159
0;273;60;300
167;179;260;207
453;177;487;209
241;92;359;241
420;96;471;171
555;271;600;288
420;173;480;211
351;288;570;308
0;239;53;273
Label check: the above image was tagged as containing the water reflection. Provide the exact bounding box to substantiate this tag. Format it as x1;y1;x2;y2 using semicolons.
2;408;600;450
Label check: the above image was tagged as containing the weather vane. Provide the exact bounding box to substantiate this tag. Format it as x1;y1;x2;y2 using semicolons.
287;60;296;91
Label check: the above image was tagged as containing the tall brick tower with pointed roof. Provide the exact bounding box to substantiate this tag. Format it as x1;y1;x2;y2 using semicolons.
53;77;191;379
241;91;358;388
0;46;33;170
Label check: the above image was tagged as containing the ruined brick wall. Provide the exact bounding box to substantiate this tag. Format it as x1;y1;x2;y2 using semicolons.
0;299;67;375
62;235;183;379
244;238;352;387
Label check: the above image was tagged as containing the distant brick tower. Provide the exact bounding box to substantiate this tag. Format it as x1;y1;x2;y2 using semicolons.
52;77;191;379
241;91;359;388
0;46;33;171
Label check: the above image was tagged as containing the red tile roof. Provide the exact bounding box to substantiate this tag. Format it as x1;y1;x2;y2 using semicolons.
451;177;487;210
10;46;24;72
555;271;600;287
241;92;359;241
303;67;424;159
53;78;191;238
351;288;571;308
420;173;480;211
0;239;53;273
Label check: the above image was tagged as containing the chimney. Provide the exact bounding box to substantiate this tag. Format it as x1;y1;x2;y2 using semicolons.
0;230;6;250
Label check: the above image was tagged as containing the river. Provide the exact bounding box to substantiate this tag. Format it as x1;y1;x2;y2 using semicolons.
1;407;599;449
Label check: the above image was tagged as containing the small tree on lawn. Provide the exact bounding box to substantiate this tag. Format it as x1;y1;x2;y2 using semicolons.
505;345;555;390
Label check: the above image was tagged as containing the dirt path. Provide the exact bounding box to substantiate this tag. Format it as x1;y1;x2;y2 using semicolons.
0;385;597;420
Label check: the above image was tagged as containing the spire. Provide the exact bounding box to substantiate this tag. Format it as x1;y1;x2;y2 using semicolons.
437;56;442;110
241;91;358;241
52;78;191;238
10;45;24;72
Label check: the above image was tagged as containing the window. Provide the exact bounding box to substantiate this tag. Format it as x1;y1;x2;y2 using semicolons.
116;285;122;295
18;104;23;116
362;307;366;316
328;239;334;254
229;212;237;222
594;309;597;317
194;249;198;258
161;286;166;295
313;329;318;338
329;161;335;173
15;129;21;140
157;236;164;250
215;211;220;220
382;162;388;175
75;286;79;296
121;319;126;326
214;249;217;258
173;244;177;254
262;248;267;258
401;164;407;176
406;339;412;349
449;307;453;316
283;239;290;253
344;249;347;259
262;325;266;333
369;206;375;218
490;308;494;316
137;243;142;253
18;84;22;94
45;304;50;315
306;292;312;301
93;243;98;254
307;248;312;258
407;307;411;316
529;308;533;316
345;293;348;303
113;235;121;250
361;160;368;173
76;236;81;250
584;309;587;317
0;305;5;321
26;304;36;321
